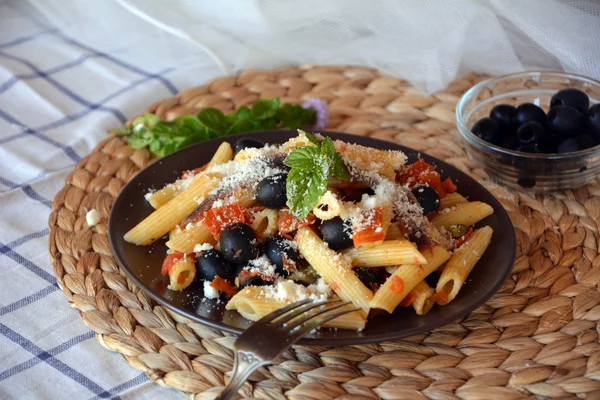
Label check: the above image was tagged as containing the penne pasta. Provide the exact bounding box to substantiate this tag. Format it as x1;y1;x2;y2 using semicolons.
124;173;220;245
370;245;451;313
345;240;427;267
168;257;196;291
226;287;366;330
410;281;435;315
436;226;493;304
251;208;279;239
296;226;373;316
431;201;494;230
147;142;232;209
439;192;468;209
385;223;404;240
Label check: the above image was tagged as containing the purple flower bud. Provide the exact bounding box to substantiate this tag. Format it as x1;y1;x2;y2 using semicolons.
302;98;328;130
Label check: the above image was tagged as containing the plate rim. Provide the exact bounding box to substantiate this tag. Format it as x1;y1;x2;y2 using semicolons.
108;130;516;346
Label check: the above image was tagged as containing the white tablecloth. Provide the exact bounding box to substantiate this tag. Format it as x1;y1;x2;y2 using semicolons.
0;2;225;398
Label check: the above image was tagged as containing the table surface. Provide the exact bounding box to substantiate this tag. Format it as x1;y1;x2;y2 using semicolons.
0;2;227;399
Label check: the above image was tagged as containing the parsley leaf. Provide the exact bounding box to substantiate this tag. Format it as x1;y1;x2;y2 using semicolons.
284;130;350;218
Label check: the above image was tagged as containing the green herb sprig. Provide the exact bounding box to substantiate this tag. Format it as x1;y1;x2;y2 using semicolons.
284;130;350;218
111;98;316;157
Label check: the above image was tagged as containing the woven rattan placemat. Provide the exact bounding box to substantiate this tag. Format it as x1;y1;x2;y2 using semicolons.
48;65;600;399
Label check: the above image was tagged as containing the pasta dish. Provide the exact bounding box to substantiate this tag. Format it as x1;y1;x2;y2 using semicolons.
124;131;494;331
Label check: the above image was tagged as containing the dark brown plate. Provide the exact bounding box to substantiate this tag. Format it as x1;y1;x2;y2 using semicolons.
109;130;516;346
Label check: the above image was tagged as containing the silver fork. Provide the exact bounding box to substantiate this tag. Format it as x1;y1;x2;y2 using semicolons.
216;299;359;399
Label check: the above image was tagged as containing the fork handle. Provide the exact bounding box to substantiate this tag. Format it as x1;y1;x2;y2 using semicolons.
216;350;267;400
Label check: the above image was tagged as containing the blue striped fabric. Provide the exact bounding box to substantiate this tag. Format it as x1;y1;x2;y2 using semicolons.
0;1;222;398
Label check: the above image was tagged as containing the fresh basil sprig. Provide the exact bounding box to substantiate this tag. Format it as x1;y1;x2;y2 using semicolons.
111;98;316;157
284;130;350;218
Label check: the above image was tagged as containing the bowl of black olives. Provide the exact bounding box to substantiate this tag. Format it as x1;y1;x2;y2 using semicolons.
456;71;600;191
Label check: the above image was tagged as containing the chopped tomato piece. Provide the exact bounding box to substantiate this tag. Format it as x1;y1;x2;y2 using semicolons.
441;178;457;194
278;209;316;234
161;252;184;276
390;276;405;295
400;293;416;307
210;276;238;296
202;202;247;240
181;165;206;180
454;227;474;249
433;291;449;305
238;269;259;286
352;208;385;247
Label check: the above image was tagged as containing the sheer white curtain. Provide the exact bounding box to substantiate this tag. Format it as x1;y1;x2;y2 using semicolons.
25;0;600;93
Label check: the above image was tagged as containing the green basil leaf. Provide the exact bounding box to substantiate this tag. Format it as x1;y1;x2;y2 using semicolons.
299;129;320;146
284;146;319;170
173;115;203;132
286;168;327;219
197;108;228;134
332;152;350;179
131;113;161;130
149;140;162;154
252;98;280;120
127;136;151;149
226;118;253;135
233;105;252;121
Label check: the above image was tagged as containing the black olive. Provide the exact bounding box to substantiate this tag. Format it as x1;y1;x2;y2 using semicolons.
239;274;268;289
320;217;353;251
515;103;546;126
256;173;288;208
516;143;542;153
220;223;257;264
516;121;545;145
587;103;600;137
547;105;584;138
234;138;264;155
264;235;300;276
576;133;598;149
556;134;597;154
195;249;236;281
354;268;379;288
411;185;440;215
550;88;590;115
471;117;500;144
489;104;517;129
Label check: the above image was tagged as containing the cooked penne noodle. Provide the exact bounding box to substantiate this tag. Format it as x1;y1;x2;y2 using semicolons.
345;240;427;267
251;208;279;239
167;222;215;252
147;142;232;209
385;223;404;240
124;173;220;245
431;201;494;230
440;192;468;209
436;226;493;304
296;227;373;315
207;141;233;169
148;185;177;209
312;191;343;220
410;281;435;315
168;257;196;291
370;245;451;313
226;287;366;330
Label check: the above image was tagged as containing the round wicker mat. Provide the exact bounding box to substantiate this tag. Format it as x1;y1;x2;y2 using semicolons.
48;65;600;399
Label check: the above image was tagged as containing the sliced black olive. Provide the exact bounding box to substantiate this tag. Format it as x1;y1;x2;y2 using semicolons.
234;138;264;155
411;185;440;215
354;267;379;288
320;217;353;251
195;249;236;281
256;173;288;208
264;235;300;276
220;222;257;264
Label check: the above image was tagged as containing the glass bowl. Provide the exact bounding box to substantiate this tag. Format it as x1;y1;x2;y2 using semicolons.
456;71;600;191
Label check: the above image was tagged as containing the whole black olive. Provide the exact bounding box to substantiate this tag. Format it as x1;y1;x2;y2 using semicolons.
256;173;288;208
550;88;590;114
264;235;300;276
411;185;440;215
320;217;353;251
195;249;236;281
471;117;500;144
587;103;600;137
489;104;517;129
220;223;257;264
547;105;584;138
515;103;546;126
516;121;545;145
234;138;264;155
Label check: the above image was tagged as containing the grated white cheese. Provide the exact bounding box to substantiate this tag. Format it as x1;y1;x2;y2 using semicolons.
203;281;219;299
245;255;277;279
271;279;331;303
86;209;102;227
193;243;214;253
144;191;154;202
